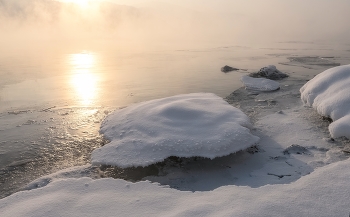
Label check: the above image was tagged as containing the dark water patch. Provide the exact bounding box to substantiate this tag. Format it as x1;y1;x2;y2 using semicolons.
99;156;210;182
100;164;159;181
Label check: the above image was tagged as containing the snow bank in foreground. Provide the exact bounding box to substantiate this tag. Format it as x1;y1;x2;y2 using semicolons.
1;158;349;217
240;75;280;91
91;93;259;168
300;64;350;138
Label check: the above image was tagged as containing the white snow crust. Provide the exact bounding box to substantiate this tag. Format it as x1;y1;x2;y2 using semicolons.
240;75;280;91
0;158;349;217
91;93;259;168
300;64;350;138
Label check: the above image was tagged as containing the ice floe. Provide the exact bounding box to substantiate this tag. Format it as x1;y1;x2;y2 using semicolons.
281;56;340;70
300;64;350;139
91;93;259;168
240;75;280;92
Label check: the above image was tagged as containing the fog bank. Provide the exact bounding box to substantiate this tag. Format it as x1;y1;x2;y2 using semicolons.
1;0;350;49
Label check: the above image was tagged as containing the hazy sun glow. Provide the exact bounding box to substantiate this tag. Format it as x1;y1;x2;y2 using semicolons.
69;52;99;106
60;0;91;7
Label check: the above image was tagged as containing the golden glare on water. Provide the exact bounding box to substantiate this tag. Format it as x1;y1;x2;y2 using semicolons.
69;52;100;106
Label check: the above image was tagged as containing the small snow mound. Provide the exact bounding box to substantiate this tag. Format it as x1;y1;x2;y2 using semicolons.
249;65;288;80
300;64;350;139
240;75;280;92
91;93;259;168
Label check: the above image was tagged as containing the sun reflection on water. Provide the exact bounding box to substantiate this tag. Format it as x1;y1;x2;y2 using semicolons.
69;52;99;106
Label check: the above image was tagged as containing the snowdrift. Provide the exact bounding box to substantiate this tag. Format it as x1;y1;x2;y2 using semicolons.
300;64;350;139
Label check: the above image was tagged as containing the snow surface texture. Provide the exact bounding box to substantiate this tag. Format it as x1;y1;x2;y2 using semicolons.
240;75;280;92
300;64;350;139
91;93;259;168
0;158;349;217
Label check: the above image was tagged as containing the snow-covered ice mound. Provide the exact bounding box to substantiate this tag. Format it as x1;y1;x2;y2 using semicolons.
240;75;280;92
91;93;259;168
300;64;350;139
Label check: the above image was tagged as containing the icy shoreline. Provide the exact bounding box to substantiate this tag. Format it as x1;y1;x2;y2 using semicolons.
1;72;349;216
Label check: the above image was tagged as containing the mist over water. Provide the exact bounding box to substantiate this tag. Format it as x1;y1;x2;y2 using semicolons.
2;0;350;91
1;0;350;48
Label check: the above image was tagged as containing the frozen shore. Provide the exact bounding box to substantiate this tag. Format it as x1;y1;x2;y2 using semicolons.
0;69;349;216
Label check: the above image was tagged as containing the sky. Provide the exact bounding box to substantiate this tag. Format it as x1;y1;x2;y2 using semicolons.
0;0;350;49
